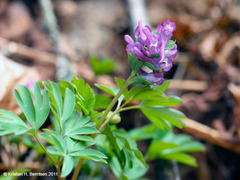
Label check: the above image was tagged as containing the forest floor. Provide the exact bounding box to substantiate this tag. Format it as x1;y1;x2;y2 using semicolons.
1;0;240;180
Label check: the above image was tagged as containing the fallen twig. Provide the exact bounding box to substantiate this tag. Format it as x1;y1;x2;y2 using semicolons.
0;37;56;65
181;118;240;152
169;80;207;92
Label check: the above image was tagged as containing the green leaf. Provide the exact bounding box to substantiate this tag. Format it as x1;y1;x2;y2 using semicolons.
43;129;66;155
13;86;35;128
58;80;75;96
96;128;148;179
115;77;128;97
132;88;163;101
141;107;186;129
165;40;176;50
140;108;172;130
141;95;182;107
94;95;112;109
152;80;171;92
13;83;50;130
124;165;148;179
102;125;121;154
63;114;98;136
69;135;95;142
113;129;147;168
70;149;107;163
0;110;27;127
41;81;76;129
146;129;205;167
34;83;50;129
62;88;75;122
162;141;205;155
143;62;157;71
61;155;74;177
148;141;179;154
69;127;99;135
90;56;116;75
95;84;115;96
147;140;197;166
50;115;61;133
39;133;55;145
128;54;143;74
51;82;63;117
129;124;158;141
126;85;163;101
0;110;29;136
162;152;197;167
66;138;95;153
71;76;95;115
129;76;152;85
47;146;65;156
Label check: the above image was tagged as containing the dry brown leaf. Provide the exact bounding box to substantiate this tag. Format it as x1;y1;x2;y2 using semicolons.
0;55;54;114
0;2;32;40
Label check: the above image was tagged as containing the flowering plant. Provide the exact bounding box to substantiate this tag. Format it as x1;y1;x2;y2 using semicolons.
125;20;177;85
0;20;204;180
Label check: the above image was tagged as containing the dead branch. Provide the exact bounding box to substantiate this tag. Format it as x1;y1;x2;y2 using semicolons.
0;37;56;65
169;80;207;92
181;118;240;152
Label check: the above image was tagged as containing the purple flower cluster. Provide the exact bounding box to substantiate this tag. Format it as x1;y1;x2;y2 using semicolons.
125;20;177;85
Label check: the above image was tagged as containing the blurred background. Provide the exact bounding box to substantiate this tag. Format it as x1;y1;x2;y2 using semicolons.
1;0;240;179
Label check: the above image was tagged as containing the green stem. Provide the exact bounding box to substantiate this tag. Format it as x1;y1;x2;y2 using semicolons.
99;105;140;131
119;106;140;112
57;157;62;180
33;133;58;167
71;72;135;180
99;109;119;132
96;72;135;129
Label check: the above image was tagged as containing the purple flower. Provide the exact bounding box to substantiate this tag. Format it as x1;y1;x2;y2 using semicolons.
26;82;35;92
125;20;177;85
138;69;164;85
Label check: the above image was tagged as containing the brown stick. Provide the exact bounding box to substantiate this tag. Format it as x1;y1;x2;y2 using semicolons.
0;37;56;65
181;118;240;152
0;38;207;92
0;162;40;170
169;80;207;92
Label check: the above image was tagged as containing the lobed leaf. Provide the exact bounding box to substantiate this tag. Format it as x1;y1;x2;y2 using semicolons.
61;88;75;122
94;84;116;96
70;149;107;163
94;95;112;109
0;110;29;136
141;107;186;129
43;129;66;155
13;86;35;128
141;95;182;107
61;155;74;177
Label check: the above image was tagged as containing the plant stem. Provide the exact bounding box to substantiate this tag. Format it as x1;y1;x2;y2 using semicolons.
71;72;135;180
99;105;140;131
33;133;58;167
119;105;140;112
96;72;135;129
57;164;61;180
57;157;62;180
99;109;119;132
71;157;84;180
